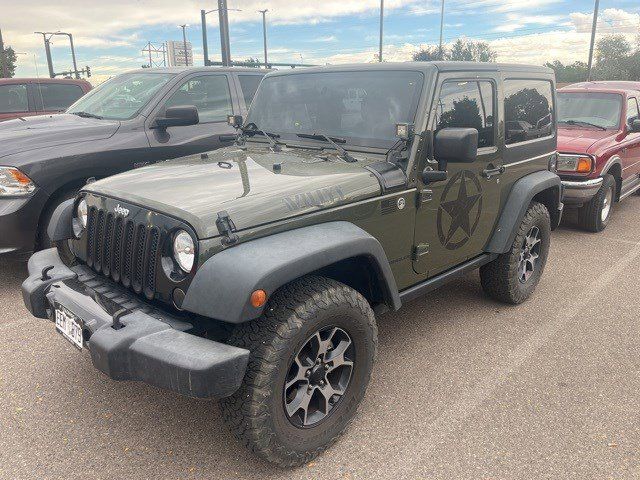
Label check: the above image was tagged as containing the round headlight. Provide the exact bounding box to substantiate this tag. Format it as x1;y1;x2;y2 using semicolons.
173;230;195;273
77;198;88;228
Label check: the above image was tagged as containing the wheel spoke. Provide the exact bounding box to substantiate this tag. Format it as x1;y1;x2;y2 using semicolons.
285;386;313;419
326;338;352;370
285;358;309;390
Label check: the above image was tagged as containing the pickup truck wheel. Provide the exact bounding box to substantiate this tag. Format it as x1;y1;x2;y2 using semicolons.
480;201;551;304
219;276;377;467
578;174;615;232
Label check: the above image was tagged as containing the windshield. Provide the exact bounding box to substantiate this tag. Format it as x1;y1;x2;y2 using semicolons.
246;70;424;149
557;92;622;129
66;73;175;120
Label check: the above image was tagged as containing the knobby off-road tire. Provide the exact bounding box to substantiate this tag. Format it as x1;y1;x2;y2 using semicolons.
480;201;551;305
578;174;616;232
219;276;378;467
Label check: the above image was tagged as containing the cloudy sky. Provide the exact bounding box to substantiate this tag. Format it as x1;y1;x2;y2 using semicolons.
2;0;639;83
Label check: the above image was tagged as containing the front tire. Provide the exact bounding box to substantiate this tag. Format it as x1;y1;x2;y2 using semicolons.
480;201;551;304
219;276;377;467
577;174;615;232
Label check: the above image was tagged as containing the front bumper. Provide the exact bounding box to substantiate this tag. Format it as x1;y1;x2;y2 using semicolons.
21;248;250;399
561;177;603;204
0;192;48;255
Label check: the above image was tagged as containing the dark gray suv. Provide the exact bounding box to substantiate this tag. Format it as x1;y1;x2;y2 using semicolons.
0;67;266;257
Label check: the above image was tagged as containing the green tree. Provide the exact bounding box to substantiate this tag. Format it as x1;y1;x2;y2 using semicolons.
544;60;588;83
1;45;17;78
413;39;496;63
593;35;632;80
243;57;262;67
412;45;444;61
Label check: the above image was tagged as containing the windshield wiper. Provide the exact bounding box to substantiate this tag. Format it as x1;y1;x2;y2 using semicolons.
559;119;606;131
242;125;282;151
71;111;104;120
296;133;357;163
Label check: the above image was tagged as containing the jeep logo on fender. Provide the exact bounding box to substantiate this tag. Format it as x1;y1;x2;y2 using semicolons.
114;204;130;217
436;170;483;250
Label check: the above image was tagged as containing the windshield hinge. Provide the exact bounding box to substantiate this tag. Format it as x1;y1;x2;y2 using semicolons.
412;243;430;260
216;210;239;246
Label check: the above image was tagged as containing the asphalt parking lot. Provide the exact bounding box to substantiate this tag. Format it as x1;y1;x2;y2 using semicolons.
1;199;639;480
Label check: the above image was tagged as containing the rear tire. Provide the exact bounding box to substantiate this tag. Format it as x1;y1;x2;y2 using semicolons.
577;174;615;232
219;276;377;467
480;201;551;304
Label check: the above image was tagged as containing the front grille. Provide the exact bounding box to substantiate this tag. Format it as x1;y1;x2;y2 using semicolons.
86;207;161;300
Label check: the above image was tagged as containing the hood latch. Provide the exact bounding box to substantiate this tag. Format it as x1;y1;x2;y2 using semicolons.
216;210;239;246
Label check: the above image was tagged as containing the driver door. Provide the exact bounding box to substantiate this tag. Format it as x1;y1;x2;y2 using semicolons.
413;74;503;276
145;73;239;161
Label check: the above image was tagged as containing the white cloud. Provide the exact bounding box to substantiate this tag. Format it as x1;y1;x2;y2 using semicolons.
313;35;338;42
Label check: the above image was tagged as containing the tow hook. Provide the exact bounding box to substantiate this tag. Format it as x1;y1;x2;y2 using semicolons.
111;308;128;330
41;266;55;281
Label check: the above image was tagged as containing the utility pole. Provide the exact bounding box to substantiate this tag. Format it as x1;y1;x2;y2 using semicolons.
438;0;445;59
259;9;268;67
218;0;232;66
0;27;8;78
35;32;55;78
59;33;79;78
179;24;189;66
586;0;600;81
378;0;384;62
201;10;209;66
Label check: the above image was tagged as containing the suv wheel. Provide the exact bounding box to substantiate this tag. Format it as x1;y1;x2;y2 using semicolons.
480;201;551;304
219;276;377;467
578;174;615;232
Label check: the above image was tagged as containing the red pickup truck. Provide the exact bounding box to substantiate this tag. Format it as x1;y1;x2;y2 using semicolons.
557;81;640;231
0;78;92;122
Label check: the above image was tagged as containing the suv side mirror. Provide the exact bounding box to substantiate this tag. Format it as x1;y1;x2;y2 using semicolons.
631;119;640;133
434;128;478;164
228;115;243;128
155;106;199;129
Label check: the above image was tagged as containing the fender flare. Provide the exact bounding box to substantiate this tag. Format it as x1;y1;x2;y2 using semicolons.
46;198;75;243
181;221;401;324
485;170;562;254
600;155;622;178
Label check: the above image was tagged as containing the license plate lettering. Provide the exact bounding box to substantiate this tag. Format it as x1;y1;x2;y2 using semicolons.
55;307;84;350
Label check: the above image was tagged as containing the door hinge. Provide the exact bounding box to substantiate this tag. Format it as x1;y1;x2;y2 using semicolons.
412;243;430;259
416;190;433;208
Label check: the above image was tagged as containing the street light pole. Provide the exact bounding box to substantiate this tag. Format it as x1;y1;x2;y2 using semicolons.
438;0;445;58
179;24;189;66
378;0;384;62
201;10;209;66
586;0;600;81
259;9;268;67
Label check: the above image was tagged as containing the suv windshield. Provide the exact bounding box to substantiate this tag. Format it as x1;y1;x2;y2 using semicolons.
67;73;175;120
246;70;424;149
557;92;622;129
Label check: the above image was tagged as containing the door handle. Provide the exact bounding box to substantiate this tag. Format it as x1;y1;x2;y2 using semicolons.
482;165;505;179
219;134;237;142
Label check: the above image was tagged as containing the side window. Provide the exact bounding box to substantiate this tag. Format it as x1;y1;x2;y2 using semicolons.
34;83;85;111
434;80;495;148
626;97;639;128
0;84;28;113
165;75;233;123
238;75;263;109
504;79;554;145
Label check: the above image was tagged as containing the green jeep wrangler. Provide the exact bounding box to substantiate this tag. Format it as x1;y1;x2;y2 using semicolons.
22;62;562;466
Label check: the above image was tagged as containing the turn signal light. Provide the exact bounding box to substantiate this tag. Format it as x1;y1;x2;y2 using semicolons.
250;289;267;308
8;169;32;185
576;156;592;173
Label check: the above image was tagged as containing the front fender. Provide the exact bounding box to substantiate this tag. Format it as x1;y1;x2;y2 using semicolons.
181;222;400;323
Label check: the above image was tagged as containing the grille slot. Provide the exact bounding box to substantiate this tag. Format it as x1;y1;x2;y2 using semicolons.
85;205;161;300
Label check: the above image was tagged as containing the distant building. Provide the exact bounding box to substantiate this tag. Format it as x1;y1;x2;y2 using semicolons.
166;40;193;67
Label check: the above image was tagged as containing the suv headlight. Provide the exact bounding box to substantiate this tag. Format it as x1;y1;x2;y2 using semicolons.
173;230;195;273
0;167;36;196
72;198;88;237
557;154;594;174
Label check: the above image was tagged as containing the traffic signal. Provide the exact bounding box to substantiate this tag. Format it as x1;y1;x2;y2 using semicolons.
85;65;91;77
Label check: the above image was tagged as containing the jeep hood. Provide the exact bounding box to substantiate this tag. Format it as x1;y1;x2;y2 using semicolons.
85;146;383;238
557;127;616;155
0;114;120;160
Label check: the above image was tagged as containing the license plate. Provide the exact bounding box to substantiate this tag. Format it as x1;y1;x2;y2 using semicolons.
55;305;84;350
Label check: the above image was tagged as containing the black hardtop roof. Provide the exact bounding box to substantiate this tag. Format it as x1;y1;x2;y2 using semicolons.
265;61;553;77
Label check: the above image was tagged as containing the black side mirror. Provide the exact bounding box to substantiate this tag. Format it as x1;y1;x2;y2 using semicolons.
631;119;640;133
228;115;243;128
421;169;448;184
434;128;478;164
154;106;199;129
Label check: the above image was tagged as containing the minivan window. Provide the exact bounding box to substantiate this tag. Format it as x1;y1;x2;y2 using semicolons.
67;73;174;120
33;83;85;112
246;70;424;149
557;92;621;130
164;75;233;123
504;79;554;145
238;75;263;108
434;80;495;148
0;84;28;113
